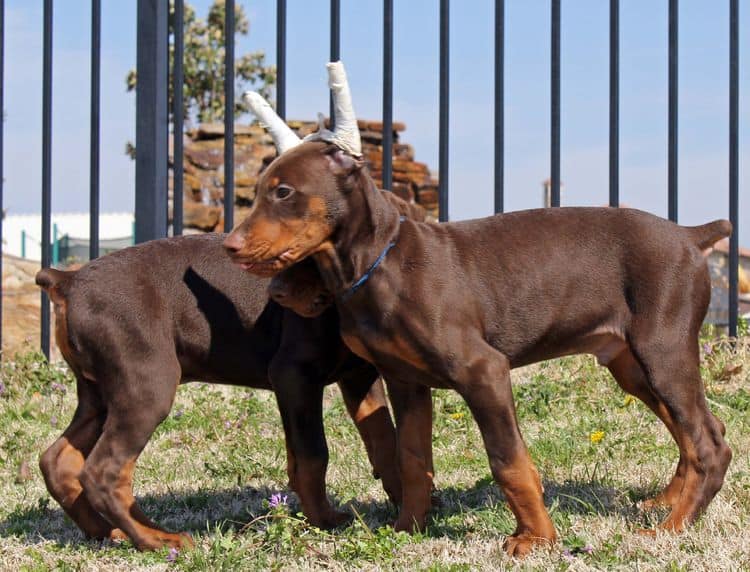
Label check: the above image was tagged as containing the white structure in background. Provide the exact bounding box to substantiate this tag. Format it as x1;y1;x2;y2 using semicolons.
3;212;134;262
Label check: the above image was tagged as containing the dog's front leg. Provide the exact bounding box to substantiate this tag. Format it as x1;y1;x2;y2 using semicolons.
383;377;433;533
269;362;350;529
337;371;402;506
452;341;556;557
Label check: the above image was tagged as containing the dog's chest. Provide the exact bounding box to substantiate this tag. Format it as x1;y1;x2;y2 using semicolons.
341;312;429;374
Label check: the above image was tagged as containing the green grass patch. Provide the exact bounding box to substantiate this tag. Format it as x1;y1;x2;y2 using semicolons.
1;340;748;570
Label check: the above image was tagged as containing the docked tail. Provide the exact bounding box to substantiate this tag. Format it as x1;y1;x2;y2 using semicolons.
35;268;74;304
687;219;732;254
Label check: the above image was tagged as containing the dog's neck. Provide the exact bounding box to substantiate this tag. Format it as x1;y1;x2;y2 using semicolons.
313;171;401;297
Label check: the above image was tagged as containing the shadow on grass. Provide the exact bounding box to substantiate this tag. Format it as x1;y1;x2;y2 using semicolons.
422;476;662;538
0;477;663;549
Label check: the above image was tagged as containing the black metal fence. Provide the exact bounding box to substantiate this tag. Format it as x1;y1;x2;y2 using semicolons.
0;0;742;359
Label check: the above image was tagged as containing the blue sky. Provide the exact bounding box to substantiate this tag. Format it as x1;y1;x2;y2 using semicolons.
3;0;748;244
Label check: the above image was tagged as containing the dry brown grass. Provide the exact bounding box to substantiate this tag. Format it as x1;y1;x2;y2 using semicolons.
0;338;748;571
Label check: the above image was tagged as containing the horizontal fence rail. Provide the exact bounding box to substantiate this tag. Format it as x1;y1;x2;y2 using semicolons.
0;0;743;360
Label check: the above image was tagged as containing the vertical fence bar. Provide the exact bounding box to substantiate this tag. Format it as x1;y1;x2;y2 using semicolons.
330;0;340;126
173;0;184;236
550;0;561;207
668;0;678;222
223;0;234;231
729;0;739;338
276;0;286;119
41;0;53;358
494;0;504;213
135;0;169;243
382;0;393;191
609;0;619;207
0;0;4;355
89;0;100;259
438;0;449;222
52;223;58;265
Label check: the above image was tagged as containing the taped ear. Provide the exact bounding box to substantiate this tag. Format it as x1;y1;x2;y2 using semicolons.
323;145;364;177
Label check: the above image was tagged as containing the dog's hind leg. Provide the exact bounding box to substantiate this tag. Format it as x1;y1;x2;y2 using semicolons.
39;376;125;541
338;372;402;506
78;361;191;551
607;348;687;509
453;342;556;557
629;334;731;532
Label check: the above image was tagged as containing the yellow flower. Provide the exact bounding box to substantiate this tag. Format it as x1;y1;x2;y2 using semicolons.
623;395;635;407
450;412;465;420
589;430;605;444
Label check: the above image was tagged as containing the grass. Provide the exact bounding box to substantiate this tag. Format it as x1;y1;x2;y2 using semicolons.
0;338;748;571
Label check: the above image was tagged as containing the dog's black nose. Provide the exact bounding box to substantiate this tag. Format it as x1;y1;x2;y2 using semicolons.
268;282;289;301
312;294;331;309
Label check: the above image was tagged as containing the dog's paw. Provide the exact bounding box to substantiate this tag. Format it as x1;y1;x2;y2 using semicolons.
311;508;352;530
503;532;555;558
107;528;128;542
393;513;426;534
136;531;194;552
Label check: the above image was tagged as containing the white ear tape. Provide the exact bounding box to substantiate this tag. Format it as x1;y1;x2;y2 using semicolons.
303;61;363;157
242;91;302;154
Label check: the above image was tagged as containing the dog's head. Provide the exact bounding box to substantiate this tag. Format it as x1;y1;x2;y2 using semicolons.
224;137;382;277
224;61;401;278
269;256;333;317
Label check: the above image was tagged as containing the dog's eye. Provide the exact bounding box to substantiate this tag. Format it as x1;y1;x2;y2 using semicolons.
273;186;294;200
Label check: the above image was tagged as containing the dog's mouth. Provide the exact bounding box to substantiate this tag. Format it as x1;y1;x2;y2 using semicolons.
277;293;333;318
229;249;297;277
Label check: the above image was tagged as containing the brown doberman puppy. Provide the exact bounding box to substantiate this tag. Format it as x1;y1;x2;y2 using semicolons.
225;63;732;557
35;234;401;551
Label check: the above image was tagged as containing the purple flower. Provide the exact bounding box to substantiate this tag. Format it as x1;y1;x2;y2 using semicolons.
166;547;179;562
174;409;184;420
50;382;66;394
224;420;232;429
269;493;288;508
703;342;713;355
582;545;594;554
562;548;575;562
50;416;58;427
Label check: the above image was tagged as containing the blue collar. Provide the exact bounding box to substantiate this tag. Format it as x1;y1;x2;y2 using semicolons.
341;216;405;301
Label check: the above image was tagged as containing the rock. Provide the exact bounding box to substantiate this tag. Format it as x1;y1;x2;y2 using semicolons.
191;122;259;140
235;186;256;204
185;140;225;170
417;188;439;206
183;201;222;231
172;120;440;232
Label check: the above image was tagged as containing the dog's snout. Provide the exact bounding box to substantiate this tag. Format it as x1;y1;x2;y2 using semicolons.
312;294;331;308
223;232;244;254
269;281;289;301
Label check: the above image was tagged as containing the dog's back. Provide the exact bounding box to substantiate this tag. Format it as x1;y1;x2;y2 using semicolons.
36;234;280;387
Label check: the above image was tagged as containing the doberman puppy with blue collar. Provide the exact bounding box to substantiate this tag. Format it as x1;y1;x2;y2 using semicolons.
225;61;732;557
